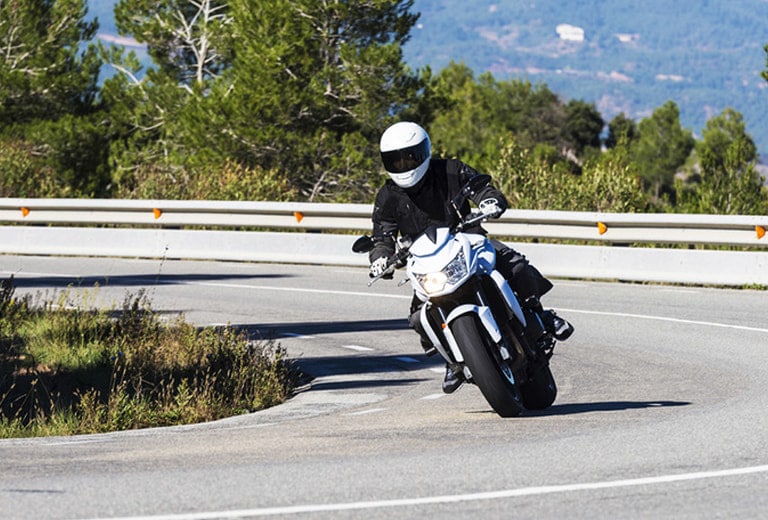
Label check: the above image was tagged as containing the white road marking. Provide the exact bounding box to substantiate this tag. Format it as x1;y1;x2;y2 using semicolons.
1;270;73;277
280;332;315;339
192;281;411;300
658;288;700;294
340;345;374;352
560;307;768;334
421;393;446;400
88;464;768;519
37;438;108;447
345;408;387;416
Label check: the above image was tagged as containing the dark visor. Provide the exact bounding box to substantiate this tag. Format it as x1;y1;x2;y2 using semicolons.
381;138;430;174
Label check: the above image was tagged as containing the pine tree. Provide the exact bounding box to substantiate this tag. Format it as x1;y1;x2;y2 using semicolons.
0;0;108;196
0;0;101;126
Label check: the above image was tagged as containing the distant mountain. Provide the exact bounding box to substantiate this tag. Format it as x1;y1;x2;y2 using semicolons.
86;0;768;156
403;0;768;156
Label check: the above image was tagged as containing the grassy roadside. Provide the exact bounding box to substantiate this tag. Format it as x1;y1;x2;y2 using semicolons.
0;277;299;438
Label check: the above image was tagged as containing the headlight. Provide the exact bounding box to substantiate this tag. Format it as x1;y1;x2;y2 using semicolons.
415;249;468;295
418;272;448;294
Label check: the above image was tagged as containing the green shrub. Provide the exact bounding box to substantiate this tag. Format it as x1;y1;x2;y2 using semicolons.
0;139;71;198
490;138;648;212
114;158;298;201
0;281;298;437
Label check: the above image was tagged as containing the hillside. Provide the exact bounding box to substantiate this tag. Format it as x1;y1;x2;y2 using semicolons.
403;0;768;155
86;0;768;155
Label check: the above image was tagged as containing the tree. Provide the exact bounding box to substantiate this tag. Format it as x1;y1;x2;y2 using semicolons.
677;137;766;215
25;114;111;196
0;0;109;196
427;62;569;173
114;0;231;89
192;0;423;201
762;44;768;84
0;0;101;126
104;0;235;197
562;99;604;159
108;0;422;202
630;101;694;203
426;62;497;168
605;113;637;149
696;108;757;170
677;108;765;215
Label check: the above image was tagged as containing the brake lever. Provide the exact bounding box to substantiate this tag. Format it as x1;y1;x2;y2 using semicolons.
367;264;396;286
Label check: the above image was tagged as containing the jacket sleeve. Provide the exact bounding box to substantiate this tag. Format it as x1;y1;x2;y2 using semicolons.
369;186;398;263
456;161;509;212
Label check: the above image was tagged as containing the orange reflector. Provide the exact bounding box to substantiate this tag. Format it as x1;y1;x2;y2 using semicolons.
441;323;447;329
758;225;766;239
20;207;30;217
294;211;304;223
597;222;608;235
153;208;162;219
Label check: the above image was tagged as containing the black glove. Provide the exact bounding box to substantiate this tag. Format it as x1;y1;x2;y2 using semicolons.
369;256;394;279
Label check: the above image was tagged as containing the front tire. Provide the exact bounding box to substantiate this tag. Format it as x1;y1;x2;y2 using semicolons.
451;314;524;417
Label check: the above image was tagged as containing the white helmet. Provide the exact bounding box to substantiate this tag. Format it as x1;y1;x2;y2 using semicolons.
379;121;431;188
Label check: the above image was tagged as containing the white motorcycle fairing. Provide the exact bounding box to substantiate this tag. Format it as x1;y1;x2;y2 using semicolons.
410;228;527;364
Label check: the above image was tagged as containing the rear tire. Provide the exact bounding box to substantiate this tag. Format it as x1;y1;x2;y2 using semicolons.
521;363;557;410
451;314;524;417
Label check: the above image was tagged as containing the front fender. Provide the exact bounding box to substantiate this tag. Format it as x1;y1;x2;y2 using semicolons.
441;304;503;363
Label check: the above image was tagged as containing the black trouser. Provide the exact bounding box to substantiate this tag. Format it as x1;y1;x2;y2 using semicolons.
490;240;552;304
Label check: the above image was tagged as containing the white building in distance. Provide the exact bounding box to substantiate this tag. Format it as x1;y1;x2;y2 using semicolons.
556;24;585;42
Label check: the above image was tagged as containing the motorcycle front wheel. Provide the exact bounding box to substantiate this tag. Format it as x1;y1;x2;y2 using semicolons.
451;314;524;418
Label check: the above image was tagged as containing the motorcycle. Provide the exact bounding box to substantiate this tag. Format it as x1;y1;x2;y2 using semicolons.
352;174;558;417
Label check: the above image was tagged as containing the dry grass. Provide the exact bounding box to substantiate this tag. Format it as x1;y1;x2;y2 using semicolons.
0;277;299;437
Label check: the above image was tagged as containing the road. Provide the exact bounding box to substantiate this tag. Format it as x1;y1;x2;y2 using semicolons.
1;255;767;519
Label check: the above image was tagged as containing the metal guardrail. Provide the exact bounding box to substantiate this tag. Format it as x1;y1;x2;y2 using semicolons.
0;199;372;231
1;198;766;286
1;198;767;247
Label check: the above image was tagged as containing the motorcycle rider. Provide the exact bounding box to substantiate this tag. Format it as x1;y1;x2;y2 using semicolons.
369;121;574;393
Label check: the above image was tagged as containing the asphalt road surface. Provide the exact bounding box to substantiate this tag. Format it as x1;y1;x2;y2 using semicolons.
1;255;767;520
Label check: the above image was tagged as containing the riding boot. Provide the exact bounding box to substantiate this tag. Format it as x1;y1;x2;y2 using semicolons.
541;310;575;341
523;296;574;342
442;364;465;394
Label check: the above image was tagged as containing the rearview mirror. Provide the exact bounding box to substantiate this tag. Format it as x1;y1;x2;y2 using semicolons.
352;235;374;254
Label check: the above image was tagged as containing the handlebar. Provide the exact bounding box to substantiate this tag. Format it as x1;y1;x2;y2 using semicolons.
456;211;489;231
366;211;490;286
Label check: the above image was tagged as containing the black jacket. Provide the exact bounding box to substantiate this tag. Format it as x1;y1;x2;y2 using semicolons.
369;158;508;262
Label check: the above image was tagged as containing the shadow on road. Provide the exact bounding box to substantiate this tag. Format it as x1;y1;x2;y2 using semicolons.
7;273;292;289
527;400;691;416
236;320;439;391
308;377;430;391
291;351;443;386
239;318;409;338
